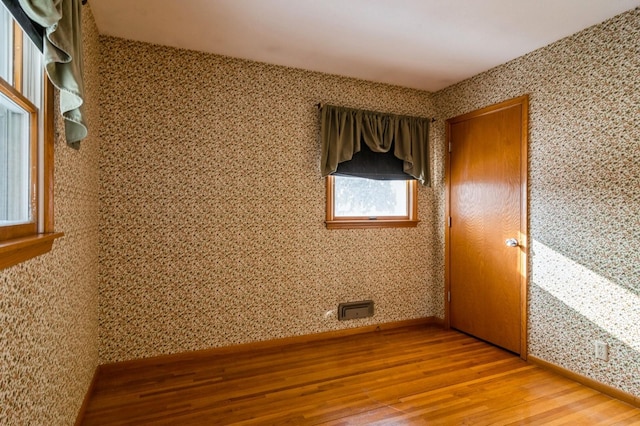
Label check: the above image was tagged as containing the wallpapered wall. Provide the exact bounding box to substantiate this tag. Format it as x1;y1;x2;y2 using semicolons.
3;6;636;422
99;37;440;363
434;8;640;397
0;6;101;425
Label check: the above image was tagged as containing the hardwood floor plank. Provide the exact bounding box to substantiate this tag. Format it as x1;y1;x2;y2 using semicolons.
81;325;640;425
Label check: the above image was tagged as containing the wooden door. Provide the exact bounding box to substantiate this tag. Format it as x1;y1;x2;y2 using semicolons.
445;96;528;356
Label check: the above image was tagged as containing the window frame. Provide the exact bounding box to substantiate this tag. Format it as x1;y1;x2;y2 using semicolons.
0;11;61;271
0;77;38;240
325;176;419;229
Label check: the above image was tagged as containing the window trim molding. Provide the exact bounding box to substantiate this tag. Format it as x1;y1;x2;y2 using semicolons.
42;70;55;233
0;72;62;270
0;75;39;240
0;231;62;269
325;176;419;229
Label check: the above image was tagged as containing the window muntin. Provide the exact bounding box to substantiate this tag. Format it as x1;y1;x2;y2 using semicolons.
325;176;418;229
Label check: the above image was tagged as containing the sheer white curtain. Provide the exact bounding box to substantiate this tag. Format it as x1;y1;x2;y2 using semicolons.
0;5;12;84
0;96;31;224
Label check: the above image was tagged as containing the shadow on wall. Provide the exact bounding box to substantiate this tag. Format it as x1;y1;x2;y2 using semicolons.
530;239;640;395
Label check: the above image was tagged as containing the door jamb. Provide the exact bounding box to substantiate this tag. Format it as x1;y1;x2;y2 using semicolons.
444;95;529;360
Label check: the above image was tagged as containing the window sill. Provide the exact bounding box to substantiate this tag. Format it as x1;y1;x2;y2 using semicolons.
0;232;64;270
325;219;419;230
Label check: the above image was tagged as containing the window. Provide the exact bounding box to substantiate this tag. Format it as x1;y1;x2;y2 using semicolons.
319;104;429;229
0;4;60;270
325;176;418;229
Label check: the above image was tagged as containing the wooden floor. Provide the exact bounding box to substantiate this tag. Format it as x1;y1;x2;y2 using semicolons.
81;325;640;425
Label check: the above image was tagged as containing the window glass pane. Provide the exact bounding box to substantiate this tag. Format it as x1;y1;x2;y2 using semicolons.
0;4;13;85
21;33;42;105
334;176;408;217
0;91;31;225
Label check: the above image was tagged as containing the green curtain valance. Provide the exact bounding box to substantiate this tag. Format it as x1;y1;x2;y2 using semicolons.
320;104;430;186
17;0;87;148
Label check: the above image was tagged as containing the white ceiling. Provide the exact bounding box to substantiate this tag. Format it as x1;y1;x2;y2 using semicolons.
89;0;640;92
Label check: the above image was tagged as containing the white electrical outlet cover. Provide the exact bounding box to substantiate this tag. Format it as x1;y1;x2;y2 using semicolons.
594;340;609;361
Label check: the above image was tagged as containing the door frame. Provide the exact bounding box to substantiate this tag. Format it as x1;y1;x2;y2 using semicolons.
444;95;529;359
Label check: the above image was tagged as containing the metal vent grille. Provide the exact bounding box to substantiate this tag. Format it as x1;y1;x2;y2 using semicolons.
338;300;374;320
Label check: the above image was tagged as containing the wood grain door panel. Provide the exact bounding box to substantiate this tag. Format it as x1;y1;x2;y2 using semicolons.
446;97;528;355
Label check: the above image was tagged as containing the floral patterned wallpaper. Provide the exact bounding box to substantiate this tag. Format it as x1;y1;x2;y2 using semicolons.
434;7;640;397
99;7;639;400
2;6;638;424
99;36;440;363
0;5;101;425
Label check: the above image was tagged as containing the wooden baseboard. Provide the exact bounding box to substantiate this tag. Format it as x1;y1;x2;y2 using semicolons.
100;317;442;374
75;364;101;426
528;355;640;408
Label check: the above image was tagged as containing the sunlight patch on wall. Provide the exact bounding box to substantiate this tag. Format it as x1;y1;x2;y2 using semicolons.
532;240;639;351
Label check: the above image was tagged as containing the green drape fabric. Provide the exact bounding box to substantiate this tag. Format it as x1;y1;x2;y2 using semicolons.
320;104;430;185
18;0;87;148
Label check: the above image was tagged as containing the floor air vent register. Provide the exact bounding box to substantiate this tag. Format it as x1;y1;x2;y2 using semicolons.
338;300;374;320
